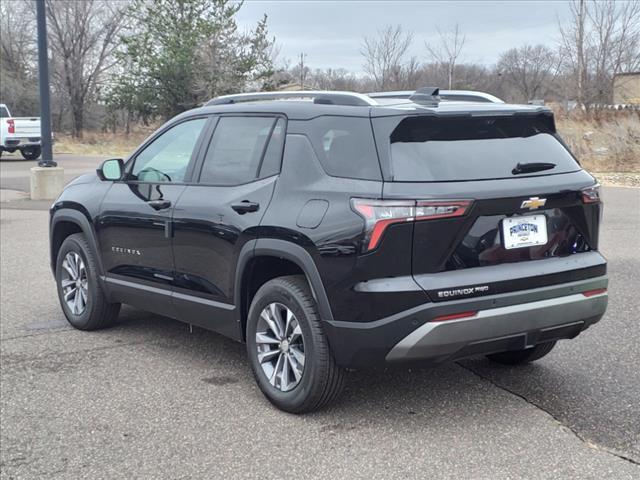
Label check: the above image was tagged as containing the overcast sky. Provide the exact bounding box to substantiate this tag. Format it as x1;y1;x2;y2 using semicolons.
235;0;573;73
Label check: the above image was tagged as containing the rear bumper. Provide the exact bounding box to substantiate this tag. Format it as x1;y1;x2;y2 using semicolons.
1;138;41;148
324;275;608;369
386;290;607;363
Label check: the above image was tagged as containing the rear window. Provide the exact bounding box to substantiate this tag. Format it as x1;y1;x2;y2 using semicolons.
378;115;580;182
306;116;381;181
0;106;9;117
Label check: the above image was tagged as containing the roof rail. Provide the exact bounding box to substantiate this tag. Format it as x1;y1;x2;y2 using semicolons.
367;91;415;99
205;90;378;107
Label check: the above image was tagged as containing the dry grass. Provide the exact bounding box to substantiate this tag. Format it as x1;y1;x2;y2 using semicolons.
53;128;155;157
555;110;640;173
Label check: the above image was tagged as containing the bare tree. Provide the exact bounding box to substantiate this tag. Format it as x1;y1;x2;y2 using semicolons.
497;45;561;102
559;0;640;105
425;24;466;89
45;0;125;138
361;25;416;90
0;0;38;115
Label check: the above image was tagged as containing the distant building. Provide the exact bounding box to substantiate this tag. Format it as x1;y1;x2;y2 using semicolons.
613;72;640;104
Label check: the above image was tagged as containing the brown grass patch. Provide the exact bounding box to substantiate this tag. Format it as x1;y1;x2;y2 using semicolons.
53;128;156;157
555;110;640;173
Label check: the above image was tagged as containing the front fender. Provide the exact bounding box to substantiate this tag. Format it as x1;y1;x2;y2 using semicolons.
50;205;104;276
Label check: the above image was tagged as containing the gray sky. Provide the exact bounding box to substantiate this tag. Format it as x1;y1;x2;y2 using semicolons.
236;0;572;72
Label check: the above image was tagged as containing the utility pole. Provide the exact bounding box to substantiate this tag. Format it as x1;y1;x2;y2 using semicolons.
298;53;307;89
35;0;55;167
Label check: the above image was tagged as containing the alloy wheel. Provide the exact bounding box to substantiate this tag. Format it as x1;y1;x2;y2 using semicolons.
255;302;305;392
60;251;89;315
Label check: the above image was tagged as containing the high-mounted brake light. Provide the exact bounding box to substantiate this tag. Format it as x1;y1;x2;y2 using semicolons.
351;198;471;252
7;119;15;134
581;184;601;204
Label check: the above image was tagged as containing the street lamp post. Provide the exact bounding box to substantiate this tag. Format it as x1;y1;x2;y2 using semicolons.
35;0;56;167
30;0;63;200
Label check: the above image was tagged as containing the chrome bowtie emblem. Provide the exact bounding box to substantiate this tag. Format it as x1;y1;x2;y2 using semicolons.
521;197;547;210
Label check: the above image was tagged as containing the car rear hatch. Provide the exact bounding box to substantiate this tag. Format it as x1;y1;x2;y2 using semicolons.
370;110;605;301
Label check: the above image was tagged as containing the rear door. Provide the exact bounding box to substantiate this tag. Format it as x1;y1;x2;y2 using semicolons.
372;113;603;299
171;115;285;336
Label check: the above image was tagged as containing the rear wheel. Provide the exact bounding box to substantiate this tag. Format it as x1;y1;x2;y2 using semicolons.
56;233;120;330
246;275;346;413
486;341;556;365
20;146;41;160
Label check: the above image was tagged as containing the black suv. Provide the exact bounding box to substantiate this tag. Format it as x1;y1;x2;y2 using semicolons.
50;89;608;413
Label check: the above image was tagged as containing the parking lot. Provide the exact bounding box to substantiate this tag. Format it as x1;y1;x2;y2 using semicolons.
1;155;639;478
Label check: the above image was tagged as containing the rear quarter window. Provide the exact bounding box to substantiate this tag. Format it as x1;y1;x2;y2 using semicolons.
305;116;382;181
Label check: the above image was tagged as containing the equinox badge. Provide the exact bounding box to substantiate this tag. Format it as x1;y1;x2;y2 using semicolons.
521;197;547;210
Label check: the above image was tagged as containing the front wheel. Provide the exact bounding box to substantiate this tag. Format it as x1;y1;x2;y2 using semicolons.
56;233;120;330
20;145;41;161
486;341;556;365
246;276;346;413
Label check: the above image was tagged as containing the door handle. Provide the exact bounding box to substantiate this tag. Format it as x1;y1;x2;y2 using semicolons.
231;200;260;214
147;199;171;210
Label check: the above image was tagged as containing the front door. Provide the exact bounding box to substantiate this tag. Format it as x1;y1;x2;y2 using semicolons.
171;116;286;337
96;116;209;317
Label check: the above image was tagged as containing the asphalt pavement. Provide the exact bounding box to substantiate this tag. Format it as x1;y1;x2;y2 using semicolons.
0;152;107;193
1;154;639;478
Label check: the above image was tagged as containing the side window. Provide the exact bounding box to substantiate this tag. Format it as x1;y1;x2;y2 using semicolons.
199;116;277;185
259;118;286;178
131;118;207;183
306;116;381;180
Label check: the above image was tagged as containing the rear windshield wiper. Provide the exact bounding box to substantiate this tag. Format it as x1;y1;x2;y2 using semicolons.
512;162;556;175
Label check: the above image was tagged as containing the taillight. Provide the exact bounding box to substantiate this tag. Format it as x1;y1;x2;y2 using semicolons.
351;198;471;252
7;119;15;134
581;184;601;204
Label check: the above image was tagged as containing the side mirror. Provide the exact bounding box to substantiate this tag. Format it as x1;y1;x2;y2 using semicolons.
97;158;124;181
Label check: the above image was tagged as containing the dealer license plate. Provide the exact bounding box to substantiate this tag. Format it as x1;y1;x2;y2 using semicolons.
502;215;548;250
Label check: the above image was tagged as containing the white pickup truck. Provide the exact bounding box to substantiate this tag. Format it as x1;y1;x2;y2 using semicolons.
0;103;42;160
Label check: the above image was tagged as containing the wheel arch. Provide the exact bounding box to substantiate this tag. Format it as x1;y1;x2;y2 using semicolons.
50;208;104;277
235;238;334;340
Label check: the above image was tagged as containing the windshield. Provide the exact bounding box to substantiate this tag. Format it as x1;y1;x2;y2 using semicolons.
375;115;580;182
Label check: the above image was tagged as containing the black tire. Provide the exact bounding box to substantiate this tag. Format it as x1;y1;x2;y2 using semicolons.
486;341;556;365
20;145;41;161
55;233;120;330
246;275;346;413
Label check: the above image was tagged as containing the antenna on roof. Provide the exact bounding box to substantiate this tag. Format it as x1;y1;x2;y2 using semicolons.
409;87;441;106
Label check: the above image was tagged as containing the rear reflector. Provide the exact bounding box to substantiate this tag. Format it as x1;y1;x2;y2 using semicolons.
432;310;478;322
582;288;607;297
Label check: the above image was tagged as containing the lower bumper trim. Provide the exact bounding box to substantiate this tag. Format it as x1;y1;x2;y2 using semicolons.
385;292;607;362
